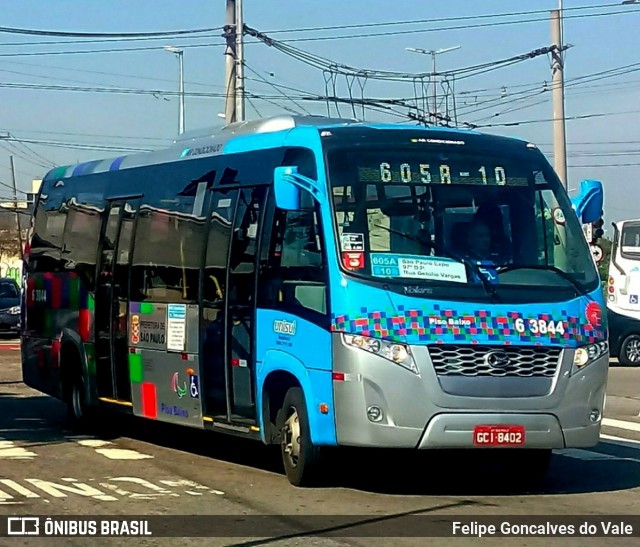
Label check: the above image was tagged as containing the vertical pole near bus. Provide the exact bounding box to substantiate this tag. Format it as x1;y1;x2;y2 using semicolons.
551;8;567;189
235;0;245;122
224;0;237;124
10;156;23;261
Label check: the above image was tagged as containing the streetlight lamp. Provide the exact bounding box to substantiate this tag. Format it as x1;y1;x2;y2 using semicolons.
406;45;460;124
164;46;185;135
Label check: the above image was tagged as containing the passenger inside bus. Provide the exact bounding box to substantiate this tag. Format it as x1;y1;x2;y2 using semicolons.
464;219;493;261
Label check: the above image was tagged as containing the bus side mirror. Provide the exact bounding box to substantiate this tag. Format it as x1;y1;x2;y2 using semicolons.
274;166;301;211
570;179;603;224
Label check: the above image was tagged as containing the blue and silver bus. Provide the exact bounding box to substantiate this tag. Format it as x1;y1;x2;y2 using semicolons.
21;115;608;486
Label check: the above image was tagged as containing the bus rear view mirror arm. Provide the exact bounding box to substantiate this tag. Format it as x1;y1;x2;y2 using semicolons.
611;222;626;276
274;166;321;210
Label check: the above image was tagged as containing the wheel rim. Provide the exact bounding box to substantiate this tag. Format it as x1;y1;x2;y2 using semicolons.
72;382;83;419
626;338;640;364
281;406;301;468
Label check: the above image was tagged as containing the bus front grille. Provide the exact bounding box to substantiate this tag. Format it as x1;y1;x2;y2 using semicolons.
428;345;561;377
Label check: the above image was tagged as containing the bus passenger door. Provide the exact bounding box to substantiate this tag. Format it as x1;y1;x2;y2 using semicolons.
201;186;266;422
202;189;237;418
226;186;267;420
95;199;137;402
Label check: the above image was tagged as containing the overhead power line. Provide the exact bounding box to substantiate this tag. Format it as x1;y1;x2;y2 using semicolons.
250;7;640;44
262;2;625;34
0;26;219;38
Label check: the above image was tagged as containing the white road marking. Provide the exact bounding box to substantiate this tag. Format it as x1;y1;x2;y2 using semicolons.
602;417;640;433
76;438;153;460
76;439;111;448
0;479;40;498
24;478;118;502
600;433;640;447
0;440;37;460
94;448;153;460
0;476;224;505
101;477;177;500
158;479;224;495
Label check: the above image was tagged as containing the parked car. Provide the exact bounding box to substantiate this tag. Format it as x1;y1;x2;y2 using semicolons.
0;277;21;336
607;306;640;366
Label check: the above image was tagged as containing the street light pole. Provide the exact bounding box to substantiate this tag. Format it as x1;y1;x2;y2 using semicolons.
406;45;461;125
164;46;185;134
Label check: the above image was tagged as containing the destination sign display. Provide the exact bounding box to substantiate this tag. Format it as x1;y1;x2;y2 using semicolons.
356;157;530;187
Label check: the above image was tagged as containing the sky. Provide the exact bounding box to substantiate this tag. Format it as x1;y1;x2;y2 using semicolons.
1;0;639;232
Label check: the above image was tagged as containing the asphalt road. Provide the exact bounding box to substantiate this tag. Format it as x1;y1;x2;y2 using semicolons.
1;342;640;546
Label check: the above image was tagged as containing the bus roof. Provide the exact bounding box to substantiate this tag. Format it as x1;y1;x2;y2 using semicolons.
41;114;534;184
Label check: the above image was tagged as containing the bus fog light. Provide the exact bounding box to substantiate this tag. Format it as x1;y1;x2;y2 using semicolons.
391;344;408;362
367;406;383;422
573;341;608;372
589;409;600;422
574;348;589;367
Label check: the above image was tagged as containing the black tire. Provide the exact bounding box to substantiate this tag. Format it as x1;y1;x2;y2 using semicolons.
66;373;94;431
276;387;323;487
619;334;640;366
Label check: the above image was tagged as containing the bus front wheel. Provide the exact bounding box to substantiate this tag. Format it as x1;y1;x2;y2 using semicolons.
277;387;323;487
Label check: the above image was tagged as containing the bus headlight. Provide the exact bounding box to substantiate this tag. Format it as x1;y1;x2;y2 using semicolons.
573;341;608;372
341;334;419;374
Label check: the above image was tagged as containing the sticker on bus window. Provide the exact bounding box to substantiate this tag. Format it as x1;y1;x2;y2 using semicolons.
217;198;232;208
370;253;467;283
342;251;365;270
131;315;140;344
341;233;364;251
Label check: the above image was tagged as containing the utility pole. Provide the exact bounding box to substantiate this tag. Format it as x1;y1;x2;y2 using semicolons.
223;0;237;124
551;8;567;189
9;156;23;260
235;0;245;122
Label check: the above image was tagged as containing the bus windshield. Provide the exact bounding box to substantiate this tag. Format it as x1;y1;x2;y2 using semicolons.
326;139;599;298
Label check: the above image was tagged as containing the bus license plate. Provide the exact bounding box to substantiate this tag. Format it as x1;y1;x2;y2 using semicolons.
473;425;525;446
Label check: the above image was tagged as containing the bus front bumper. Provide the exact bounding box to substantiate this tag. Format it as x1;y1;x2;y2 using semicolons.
331;340;608;450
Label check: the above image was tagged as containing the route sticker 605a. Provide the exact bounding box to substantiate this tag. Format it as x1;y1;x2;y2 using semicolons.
514;318;565;335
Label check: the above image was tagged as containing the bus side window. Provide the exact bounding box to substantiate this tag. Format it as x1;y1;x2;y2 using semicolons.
29;203;67;273
61;204;102;289
203;190;237;304
260;200;327;316
227;188;265;306
130;208;205;303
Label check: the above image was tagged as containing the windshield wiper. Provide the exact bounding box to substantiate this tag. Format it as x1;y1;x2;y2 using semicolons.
372;223;500;302
496;264;588;298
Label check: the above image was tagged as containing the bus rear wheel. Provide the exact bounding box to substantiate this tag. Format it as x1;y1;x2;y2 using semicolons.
277;387;323;487
66;373;94;431
619;334;640;366
65;372;102;433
